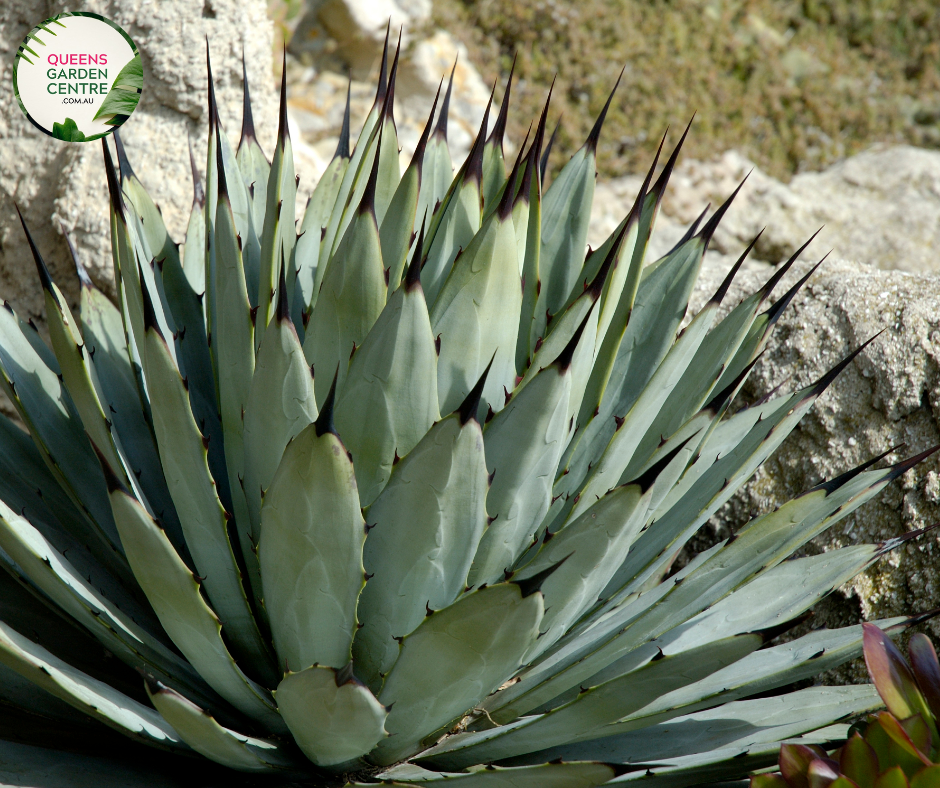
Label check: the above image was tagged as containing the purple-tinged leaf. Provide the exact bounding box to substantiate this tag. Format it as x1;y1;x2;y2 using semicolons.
880;713;933;764
900;714;933;757
865;624;932;724
866;713;932;777
807;756;842;787
909;634;940;729
840;732;880;788
781;743;829;787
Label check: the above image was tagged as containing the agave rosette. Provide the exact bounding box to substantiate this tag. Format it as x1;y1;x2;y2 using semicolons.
0;34;935;787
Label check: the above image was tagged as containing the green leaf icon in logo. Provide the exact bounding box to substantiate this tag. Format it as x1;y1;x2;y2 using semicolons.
93;54;142;125
52;117;86;141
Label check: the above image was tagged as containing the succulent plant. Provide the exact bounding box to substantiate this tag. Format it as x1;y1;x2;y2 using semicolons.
0;31;936;787
754;624;940;787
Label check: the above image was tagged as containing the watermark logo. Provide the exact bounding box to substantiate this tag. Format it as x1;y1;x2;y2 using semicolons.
12;13;142;142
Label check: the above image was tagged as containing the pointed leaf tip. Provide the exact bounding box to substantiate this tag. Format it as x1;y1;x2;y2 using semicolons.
809;330;885;396
625;128;665;221
239;46;258;149
487;54;516;150
15;204;56;301
463;91;492;186
102;138;125;222
188;136;205;208
588;215;630;300
585;66;624;151
883;443;940;484
530;78;555;171
457;352;496;425
60;220;92;289
652;114;694;203
665;203;709;258
759;227;823;300
903;608;940;630
435;59;457;140
513;124;535;207
709;231;757;306
765;256;826;326
334;80;352;161
513;553;573;598
626;431;699;493
813;444;899;496
277;45;289;147
139;260;161;336
698;171;749;250
883;522;940;553
359;125;383;217
540;117;561;184
315;366;340;437
276;251;291;324
702;352;762;413
214;122;229;199
206;40;220;131
111;127;135;181
496;140;522;221
412;80;441;172
405;214;427;290
379;31;401;126
555;310;593;373
373;23;391;110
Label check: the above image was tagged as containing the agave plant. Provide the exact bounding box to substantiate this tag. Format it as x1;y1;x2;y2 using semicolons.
0;31;936;787
754;625;940;787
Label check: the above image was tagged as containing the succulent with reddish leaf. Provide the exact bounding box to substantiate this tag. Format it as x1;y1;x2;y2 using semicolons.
754;625;940;787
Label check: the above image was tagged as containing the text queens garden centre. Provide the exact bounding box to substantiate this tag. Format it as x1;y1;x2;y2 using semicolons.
46;53;109;98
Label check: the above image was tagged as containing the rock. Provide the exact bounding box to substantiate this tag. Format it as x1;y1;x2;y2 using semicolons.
396;30;493;166
293;0;432;79
0;0;320;324
686;253;940;651
591;145;940;275
665;146;940;273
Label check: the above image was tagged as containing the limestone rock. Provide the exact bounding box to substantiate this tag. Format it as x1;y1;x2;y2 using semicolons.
591;145;940;275
397;30;493;167
293;0;432;78
668;146;940;273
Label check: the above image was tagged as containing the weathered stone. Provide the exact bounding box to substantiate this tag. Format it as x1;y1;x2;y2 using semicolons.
592;145;940;275
396;30;492;166
295;0;432;78
672;146;940;272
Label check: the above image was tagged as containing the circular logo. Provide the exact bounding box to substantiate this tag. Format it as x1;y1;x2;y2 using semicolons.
12;13;141;142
